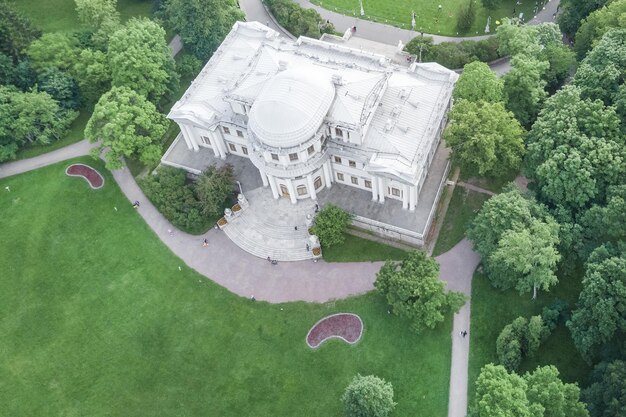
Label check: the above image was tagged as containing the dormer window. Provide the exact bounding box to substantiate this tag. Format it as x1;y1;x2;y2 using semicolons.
335;127;343;138
307;145;315;155
289;153;299;161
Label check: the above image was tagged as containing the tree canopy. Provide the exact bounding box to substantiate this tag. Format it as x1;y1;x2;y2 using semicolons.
557;0;609;38
312;204;352;248
453;61;504;103
583;360;626;417
0;0;41;60
85;86;169;169
75;0;121;48
195;164;235;217
342;374;396;417
444;99;525;178
166;0;244;61
375;251;465;333
108;18;178;105
25;33;81;72
574;0;626;60
503;55;548;127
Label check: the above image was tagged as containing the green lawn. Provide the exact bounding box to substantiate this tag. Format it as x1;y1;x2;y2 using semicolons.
312;0;542;36
432;187;490;256
322;232;410;262
0;157;453;417
468;270;592;405
13;0;153;33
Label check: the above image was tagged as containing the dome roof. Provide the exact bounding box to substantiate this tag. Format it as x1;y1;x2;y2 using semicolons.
248;69;335;148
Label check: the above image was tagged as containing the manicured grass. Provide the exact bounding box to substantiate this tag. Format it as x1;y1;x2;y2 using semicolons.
311;0;542;36
14;109;90;161
322;232;410;262
468;270;592;405
13;0;153;33
0;157;452;417
432;187;490;256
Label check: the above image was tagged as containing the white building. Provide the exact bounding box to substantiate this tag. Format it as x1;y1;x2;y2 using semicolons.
166;22;458;211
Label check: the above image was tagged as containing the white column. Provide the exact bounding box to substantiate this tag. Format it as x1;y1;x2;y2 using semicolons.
409;185;417;211
268;175;279;199
378;177;385;203
181;124;199;151
323;160;332;188
402;184;409;210
178;124;193;150
286;179;297;204
206;132;220;157
214;135;227;159
260;169;269;187
371;175;378;201
307;174;317;200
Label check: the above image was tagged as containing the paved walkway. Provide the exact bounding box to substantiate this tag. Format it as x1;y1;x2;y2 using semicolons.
457;181;496;196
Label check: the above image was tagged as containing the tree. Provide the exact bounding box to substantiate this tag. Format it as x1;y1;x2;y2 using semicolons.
166;0;244;60
75;0;121;48
25;33;81;72
312;204;352;248
524;366;589;417
503;55;548;127
574;0;626;59
0;0;41;60
578;185;626;258
72;48;111;107
557;0;609;38
37;67;80;110
472;364;533;417
542;43;576;92
567;245;626;360
85;86;169;169
456;0;476;33
524;86;625;216
488;219;560;299
496;316;547;372
194;164;234;217
0;52;15;84
444;99;525;178
453;61;504;103
342;374;396;417
108;18;178;105
375;251;466;333
404;35;434;63
497;22;543;57
583;360;626;417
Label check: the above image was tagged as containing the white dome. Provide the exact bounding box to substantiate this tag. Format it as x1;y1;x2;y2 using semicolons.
248;69;335;148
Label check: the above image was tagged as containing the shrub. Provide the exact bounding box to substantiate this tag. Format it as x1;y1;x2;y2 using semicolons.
342;374;396;417
194;164;235;217
177;54;203;79
456;0;476;33
405;36;501;69
496;315;549;371
265;0;335;38
312;204;352;248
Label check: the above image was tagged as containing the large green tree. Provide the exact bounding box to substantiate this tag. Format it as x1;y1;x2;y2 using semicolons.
72;48;112;107
37;67;80;110
453;61;504;103
194;164;234;217
524;86;625;216
444;99;525;178
85;86;169;169
342;374;396;417
583;360;626;417
557;0;609;38
75;0;121;48
578;185;626;258
375;251;465;333
524;365;588;417
488;219;560;299
166;0;244;61
574;0;626;60
312;204;352;248
108;18;178;104
503;55;548;127
25;33;81;72
0;0;41;60
567;245;626;360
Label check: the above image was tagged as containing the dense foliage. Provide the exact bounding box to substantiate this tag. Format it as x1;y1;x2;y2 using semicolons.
557;0;609;38
312;204;352;248
75;0;121;48
0;0;41;60
405;36;501;69
375;251;465;333
265;0;335;39
342;374;396;417
194;164;235;217
574;0;626;60
453;61;504;103
583;360;626;417
496;314;554;371
456;0;476;33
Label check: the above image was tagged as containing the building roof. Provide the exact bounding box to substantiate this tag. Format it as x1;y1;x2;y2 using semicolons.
169;22;458;185
248;69;335;148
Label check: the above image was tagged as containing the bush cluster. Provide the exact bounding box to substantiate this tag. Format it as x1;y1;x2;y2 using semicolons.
404;36;501;69
265;0;335;38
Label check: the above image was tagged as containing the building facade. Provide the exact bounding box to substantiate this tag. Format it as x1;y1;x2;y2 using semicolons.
166;22;458;211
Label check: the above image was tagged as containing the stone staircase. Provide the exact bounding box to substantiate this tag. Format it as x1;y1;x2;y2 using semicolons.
221;187;320;261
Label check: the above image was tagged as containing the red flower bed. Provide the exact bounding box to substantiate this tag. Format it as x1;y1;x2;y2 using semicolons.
306;313;363;348
66;164;104;189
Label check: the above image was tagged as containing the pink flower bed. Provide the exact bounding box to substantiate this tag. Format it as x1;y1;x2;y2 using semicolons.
65;164;104;189
306;313;363;348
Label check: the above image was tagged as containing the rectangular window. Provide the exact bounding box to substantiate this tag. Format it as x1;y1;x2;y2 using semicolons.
314;176;322;189
236;130;244;137
334;156;342;164
228;143;237;152
242;146;248;155
271;153;279;161
349;160;356;168
335;127;343;137
201;136;211;145
364;180;372;188
391;187;401;197
307;145;315;155
351;176;358;185
289;152;299;161
297;185;307;196
337;172;344;181
222;126;230;135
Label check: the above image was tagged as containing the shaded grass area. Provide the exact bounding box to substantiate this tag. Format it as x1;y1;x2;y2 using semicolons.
460;169;518;194
0;157;452;417
468;270;591;405
311;0;540;37
432;187;490;256
323;232;410;262
13;0;153;33
14;109;90;161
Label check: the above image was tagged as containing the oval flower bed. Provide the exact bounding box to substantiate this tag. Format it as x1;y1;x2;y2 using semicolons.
306;313;363;349
65;164;104;189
